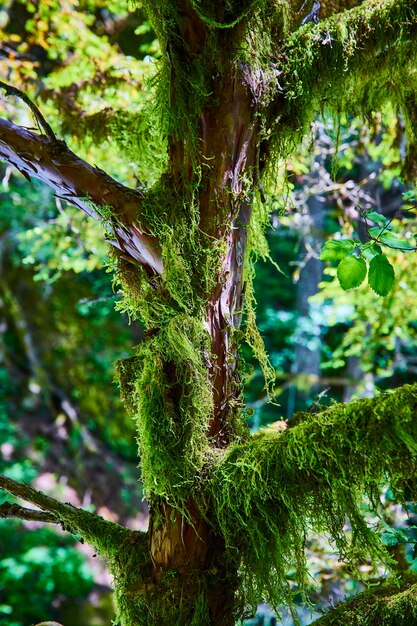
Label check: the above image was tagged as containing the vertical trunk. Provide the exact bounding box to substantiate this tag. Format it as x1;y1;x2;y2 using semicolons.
290;155;324;413
140;63;259;625
112;7;264;622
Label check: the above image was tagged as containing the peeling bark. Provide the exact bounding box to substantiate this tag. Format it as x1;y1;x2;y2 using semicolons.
0;118;163;274
147;55;260;622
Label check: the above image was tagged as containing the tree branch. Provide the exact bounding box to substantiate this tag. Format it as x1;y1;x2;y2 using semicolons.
0;81;57;140
313;572;417;625
0;117;163;274
0;502;59;524
209;383;417;606
270;0;417;142
0;474;134;557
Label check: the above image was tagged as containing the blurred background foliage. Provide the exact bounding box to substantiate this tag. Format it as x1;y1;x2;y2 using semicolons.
1;0;417;625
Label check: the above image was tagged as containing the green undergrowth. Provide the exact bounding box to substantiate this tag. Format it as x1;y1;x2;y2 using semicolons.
209;384;417;615
314;572;417;625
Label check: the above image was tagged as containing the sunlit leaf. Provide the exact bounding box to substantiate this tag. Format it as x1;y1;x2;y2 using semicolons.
361;243;382;260
320;239;355;261
368;227;415;250
365;210;387;225
380;532;398;547
337;256;367;290
368;254;395;296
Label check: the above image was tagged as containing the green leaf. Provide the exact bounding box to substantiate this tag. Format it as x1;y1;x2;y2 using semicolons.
380;532;398;547
403;190;417;202
365;210;387;225
320;239;355;261
361;243;382;260
337;256;367;290
368;227;415;251
379;232;416;251
368;254;395;296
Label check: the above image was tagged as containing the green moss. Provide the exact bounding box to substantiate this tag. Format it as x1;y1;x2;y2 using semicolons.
108;530;153;626
314;573;417;625
242;263;275;391
137;1;296;154
114;177;225;325
209;384;417;615
265;0;417;165
117;314;213;502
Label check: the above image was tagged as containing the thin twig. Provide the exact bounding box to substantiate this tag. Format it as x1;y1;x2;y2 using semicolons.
297;0;310;13
0;502;59;524
0;81;57;141
360;206;417;252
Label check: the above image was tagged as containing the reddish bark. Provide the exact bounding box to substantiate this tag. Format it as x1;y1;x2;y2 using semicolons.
148;58;260;624
199;66;259;442
0;118;162;274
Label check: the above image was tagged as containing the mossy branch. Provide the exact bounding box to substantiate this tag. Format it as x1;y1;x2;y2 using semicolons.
0;475;134;558
0;502;59;524
313;572;417;625
271;0;417;147
209;383;417;609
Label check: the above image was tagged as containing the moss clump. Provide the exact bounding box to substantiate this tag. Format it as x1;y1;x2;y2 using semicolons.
108;530;153;626
117;314;213;502
114;177;226;326
209;384;417;614
314;572;417;625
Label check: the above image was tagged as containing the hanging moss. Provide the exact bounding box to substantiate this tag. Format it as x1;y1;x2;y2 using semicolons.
135;0;299;156
265;0;417;166
208;384;417;614
116;314;213;502
314;572;417;625
113;176;226;326
242;263;275;391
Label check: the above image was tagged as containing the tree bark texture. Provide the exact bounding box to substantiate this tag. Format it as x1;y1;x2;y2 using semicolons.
0;119;162;273
144;56;260;625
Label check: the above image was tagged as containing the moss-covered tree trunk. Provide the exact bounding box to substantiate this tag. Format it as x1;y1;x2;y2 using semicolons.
124;14;260;622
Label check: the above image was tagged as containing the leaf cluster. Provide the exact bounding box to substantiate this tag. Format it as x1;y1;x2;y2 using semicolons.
320;206;417;296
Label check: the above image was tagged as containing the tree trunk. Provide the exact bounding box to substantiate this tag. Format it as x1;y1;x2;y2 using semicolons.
112;57;261;624
290;151;325;413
